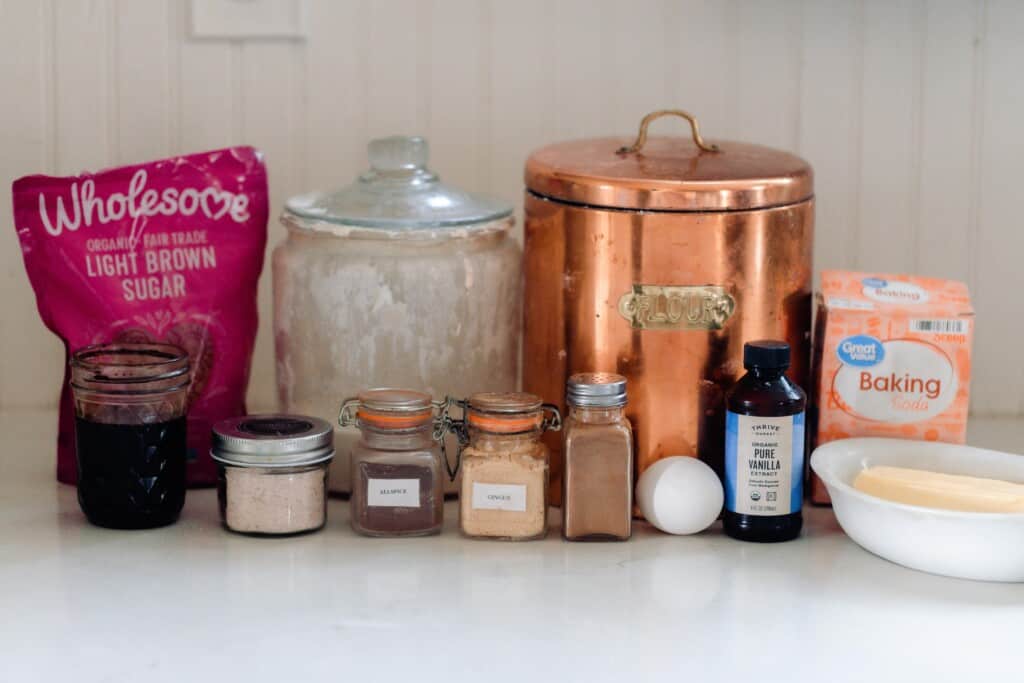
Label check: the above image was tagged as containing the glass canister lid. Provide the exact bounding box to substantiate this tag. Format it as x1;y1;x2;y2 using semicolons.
525;109;813;212
211;414;334;468
284;136;513;229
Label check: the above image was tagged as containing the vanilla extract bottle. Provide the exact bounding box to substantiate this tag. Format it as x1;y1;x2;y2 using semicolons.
724;340;806;543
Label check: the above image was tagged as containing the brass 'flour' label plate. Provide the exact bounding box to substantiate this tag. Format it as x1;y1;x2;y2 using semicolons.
617;284;736;331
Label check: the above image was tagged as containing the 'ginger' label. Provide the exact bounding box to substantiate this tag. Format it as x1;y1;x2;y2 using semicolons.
471;482;527;512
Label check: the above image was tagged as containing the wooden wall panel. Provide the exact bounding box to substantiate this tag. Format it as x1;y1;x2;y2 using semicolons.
915;0;978;283
798;0;863;273
0;0;63;407
855;1;924;273
113;0;172;163
973;0;1024;414
1;0;1019;416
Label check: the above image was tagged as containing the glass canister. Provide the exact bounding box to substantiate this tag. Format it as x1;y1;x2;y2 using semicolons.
211;415;334;536
561;373;633;541
340;388;447;537
70;343;190;529
457;393;561;541
275;136;521;496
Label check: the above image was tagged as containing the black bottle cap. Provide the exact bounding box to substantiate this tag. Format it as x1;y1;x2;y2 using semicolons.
743;340;790;370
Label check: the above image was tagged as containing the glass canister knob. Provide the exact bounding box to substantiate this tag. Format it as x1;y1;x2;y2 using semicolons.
366;136;432;176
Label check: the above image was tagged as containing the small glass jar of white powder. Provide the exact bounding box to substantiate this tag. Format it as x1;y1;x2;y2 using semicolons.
211;414;334;536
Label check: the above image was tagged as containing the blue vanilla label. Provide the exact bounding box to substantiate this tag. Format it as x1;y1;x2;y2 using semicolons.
725;411;804;516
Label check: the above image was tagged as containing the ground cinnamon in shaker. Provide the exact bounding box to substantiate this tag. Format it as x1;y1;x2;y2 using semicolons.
562;373;633;541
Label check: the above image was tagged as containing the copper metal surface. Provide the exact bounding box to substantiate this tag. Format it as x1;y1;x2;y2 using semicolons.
523;189;813;507
524;137;813;212
524;112;815;507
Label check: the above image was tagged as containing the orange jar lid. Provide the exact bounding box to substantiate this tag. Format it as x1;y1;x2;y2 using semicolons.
357;408;433;430
345;388;435;430
466;392;545;434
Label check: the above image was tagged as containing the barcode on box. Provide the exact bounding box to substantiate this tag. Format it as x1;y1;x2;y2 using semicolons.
910;319;969;334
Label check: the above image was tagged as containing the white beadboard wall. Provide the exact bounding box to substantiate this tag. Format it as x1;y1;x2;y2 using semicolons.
1;0;1022;415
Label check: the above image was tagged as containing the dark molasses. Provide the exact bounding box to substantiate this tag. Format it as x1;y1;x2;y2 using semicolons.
75;416;187;529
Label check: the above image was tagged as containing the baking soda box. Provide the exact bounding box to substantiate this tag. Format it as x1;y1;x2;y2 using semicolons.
809;271;974;503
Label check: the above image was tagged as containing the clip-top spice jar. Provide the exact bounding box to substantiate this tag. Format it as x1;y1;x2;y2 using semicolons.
562;373;633;541
70;343;190;529
457;393;561;541
340;389;446;537
211;415;334;536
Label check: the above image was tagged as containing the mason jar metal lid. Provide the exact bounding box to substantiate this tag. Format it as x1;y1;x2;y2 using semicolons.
566;372;628;407
211;414;334;468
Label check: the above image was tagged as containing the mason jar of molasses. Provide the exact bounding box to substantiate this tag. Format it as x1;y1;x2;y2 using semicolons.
70;343;190;529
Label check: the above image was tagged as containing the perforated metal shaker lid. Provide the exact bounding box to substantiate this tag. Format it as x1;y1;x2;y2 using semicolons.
566;372;628;408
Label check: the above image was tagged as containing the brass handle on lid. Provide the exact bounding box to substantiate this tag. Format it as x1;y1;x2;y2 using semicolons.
617;109;720;154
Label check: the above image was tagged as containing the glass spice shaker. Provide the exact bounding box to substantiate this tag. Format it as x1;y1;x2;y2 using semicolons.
69;343;190;529
562;373;634;541
457;393;561;541
340;389;446;537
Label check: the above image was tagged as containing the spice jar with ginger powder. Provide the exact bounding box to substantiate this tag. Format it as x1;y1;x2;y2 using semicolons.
457;393;561;541
211;415;334;536
339;388;446;538
562;373;633;541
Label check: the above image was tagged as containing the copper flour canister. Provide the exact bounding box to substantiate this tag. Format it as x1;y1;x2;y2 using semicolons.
523;110;814;505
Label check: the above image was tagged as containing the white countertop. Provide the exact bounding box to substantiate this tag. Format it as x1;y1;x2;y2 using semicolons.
2;409;1023;682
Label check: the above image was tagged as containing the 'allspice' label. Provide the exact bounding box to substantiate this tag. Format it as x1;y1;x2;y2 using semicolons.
725;412;804;516
367;478;420;507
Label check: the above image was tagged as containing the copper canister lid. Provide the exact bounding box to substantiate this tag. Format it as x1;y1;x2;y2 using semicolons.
525;109;813;211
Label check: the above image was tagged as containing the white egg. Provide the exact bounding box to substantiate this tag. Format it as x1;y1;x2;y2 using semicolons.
636;456;724;535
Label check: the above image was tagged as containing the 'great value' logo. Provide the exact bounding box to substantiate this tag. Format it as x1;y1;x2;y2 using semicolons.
837;334;885;367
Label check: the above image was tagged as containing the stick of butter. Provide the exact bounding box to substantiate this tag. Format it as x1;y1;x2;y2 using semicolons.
853;466;1024;513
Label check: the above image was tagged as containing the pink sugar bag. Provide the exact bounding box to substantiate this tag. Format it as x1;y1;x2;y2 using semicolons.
12;147;268;486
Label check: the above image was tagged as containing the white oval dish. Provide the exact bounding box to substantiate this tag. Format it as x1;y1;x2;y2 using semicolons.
810;437;1024;582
